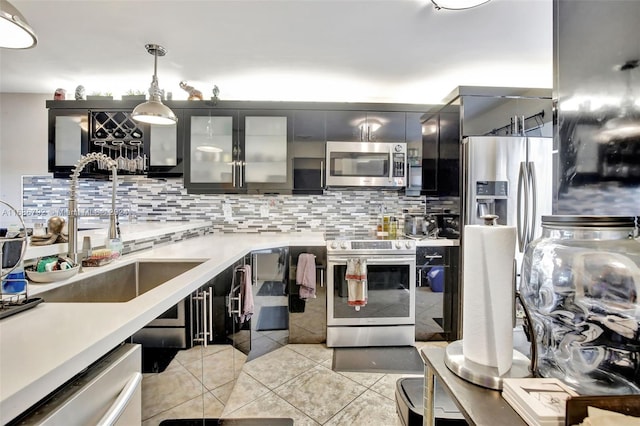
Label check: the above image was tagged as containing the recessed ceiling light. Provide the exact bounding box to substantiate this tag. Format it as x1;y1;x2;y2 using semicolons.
431;0;491;11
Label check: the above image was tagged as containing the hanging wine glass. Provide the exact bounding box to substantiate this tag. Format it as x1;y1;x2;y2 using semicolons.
131;141;145;172
94;141;107;169
113;141;126;170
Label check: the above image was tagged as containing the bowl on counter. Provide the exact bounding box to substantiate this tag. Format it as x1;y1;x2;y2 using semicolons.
26;265;80;283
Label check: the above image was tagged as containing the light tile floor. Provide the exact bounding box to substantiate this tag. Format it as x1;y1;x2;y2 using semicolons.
142;341;445;425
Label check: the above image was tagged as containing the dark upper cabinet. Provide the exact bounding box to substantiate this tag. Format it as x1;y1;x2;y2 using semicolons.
239;110;293;194
437;111;461;197
405;112;424;195
421;114;439;194
48;108;89;178
183;108;240;194
183;108;293;194
325;110;406;142
293;110;326;194
420;109;460;196
47;101;182;178
147;109;184;177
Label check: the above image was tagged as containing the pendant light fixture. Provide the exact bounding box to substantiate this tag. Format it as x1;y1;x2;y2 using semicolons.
132;43;177;125
431;0;491;10
0;0;37;49
598;59;640;142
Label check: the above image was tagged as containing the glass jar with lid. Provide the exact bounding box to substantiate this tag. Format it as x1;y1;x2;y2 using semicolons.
520;215;640;394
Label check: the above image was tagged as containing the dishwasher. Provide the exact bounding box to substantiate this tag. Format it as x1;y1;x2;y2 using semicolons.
10;343;142;425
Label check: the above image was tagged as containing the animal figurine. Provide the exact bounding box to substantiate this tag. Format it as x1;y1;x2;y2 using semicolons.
74;85;85;100
179;81;203;100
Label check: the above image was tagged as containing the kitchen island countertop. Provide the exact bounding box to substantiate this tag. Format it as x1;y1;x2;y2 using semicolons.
0;231;325;424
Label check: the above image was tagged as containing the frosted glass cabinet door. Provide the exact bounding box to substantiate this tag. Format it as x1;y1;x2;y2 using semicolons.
55;115;85;166
149;125;177;166
244;116;287;183
189;116;234;183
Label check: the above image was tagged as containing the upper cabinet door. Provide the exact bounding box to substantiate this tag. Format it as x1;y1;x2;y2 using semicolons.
325;111;406;142
325;111;367;141
183;109;241;194
48;109;89;178
147;109;183;177
239;110;293;193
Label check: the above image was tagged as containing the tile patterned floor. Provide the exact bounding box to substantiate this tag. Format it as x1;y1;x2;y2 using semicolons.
142;341;445;425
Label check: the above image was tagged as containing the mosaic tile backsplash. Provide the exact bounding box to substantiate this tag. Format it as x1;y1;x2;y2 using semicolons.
22;176;435;235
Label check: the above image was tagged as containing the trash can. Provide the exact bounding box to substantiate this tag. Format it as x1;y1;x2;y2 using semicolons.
428;266;444;293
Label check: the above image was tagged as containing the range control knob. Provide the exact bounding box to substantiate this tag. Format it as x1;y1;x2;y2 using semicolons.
395;241;403;249
405;241;413;249
340;241;349;250
330;241;338;249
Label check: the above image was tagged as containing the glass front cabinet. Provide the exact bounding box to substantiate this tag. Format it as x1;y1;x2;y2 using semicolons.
184;109;293;194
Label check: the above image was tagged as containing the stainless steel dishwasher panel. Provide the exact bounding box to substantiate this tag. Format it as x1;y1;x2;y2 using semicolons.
13;343;142;425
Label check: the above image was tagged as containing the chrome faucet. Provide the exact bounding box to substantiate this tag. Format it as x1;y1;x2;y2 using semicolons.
67;153;119;264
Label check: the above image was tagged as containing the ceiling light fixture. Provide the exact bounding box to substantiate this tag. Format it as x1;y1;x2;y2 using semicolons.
0;0;37;49
431;0;491;10
132;43;177;126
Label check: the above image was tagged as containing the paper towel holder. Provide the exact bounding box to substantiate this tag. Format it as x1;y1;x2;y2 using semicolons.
482;214;499;225
443;289;538;391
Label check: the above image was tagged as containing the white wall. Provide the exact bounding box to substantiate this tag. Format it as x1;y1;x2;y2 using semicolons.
0;93;50;225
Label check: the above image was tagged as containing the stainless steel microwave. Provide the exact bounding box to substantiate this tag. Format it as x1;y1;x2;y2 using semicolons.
325;141;407;188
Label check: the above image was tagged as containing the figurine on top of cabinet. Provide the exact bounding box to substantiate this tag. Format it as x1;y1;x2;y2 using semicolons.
179;81;203;100
53;88;66;100
212;85;220;103
74;85;85;100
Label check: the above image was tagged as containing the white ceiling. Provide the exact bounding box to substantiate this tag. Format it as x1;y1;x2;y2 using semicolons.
0;0;552;104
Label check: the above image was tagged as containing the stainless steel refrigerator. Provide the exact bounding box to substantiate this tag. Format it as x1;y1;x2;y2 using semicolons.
461;136;554;272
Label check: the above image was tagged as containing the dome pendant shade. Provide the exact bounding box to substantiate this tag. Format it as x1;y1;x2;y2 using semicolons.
132;44;177;126
431;0;491;10
0;0;37;49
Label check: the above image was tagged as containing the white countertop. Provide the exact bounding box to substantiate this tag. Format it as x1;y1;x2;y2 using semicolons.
0;231;325;424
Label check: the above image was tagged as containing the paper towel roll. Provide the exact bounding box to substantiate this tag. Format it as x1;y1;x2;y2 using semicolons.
462;224;516;376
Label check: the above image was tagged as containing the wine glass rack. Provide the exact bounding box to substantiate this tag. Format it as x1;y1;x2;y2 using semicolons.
89;111;147;174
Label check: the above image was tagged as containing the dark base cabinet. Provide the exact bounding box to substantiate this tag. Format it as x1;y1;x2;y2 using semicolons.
191;257;251;354
415;245;460;342
288;247;327;343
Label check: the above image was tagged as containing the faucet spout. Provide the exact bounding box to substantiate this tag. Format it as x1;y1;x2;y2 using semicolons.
67;153;119;264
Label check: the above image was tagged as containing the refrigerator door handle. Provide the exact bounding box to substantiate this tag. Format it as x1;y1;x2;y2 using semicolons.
517;161;529;252
527;161;538;246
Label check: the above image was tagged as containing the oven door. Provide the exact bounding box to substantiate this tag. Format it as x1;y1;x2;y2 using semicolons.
325;141;405;187
327;256;415;326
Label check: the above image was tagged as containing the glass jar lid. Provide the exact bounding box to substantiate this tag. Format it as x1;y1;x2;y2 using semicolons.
542;215;637;228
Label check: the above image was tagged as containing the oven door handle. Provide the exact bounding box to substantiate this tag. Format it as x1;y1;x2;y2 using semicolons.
328;257;416;266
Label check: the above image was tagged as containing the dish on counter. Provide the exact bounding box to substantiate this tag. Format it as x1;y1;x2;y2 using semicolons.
26;265;80;283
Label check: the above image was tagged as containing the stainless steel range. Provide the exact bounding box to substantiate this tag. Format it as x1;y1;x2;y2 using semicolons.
326;238;416;347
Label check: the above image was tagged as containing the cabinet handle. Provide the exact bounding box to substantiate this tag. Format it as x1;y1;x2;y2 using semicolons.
202;289;209;347
423;254;443;259
320;268;324;288
207;289;213;343
418;268;422;287
97;372;142;426
320;160;324;188
232;162;236;187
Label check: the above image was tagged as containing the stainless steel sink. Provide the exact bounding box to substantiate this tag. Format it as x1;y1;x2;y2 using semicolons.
37;261;203;303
